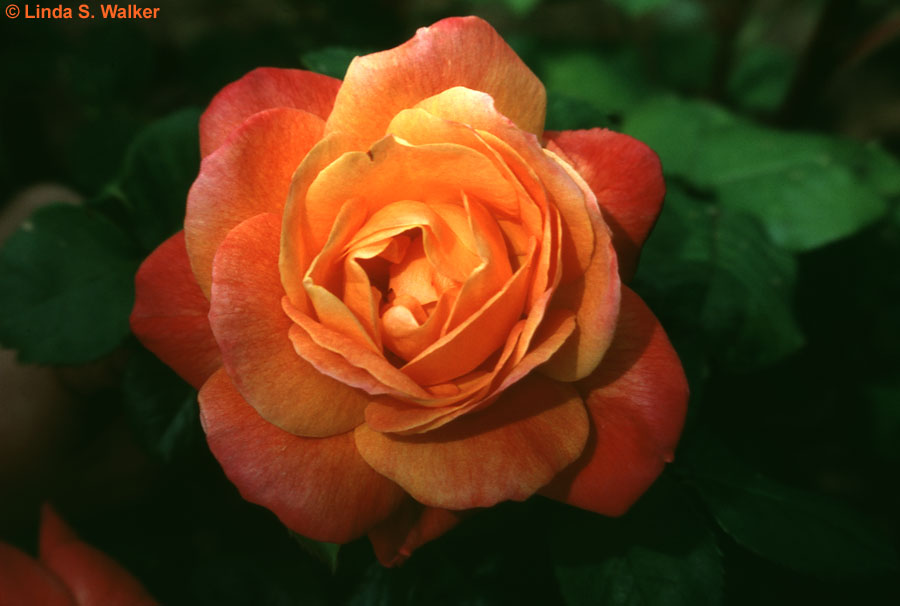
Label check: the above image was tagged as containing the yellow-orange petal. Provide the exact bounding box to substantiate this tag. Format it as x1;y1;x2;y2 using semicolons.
325;16;545;144
185;107;324;297
199;67;340;158
209;212;368;438
198;368;406;543
540;287;688;516
540;207;621;383
354;374;588;510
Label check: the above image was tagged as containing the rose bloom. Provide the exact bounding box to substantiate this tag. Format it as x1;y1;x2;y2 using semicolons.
0;505;157;605
131;17;687;565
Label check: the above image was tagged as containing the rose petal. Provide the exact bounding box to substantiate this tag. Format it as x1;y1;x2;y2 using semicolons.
185;107;325;297
198;368;406;543
130;230;221;389
368;500;463;567
540;287;688;516
325;16;546;144
39;505;158;606
545;129;665;280
0;543;75;606
539;168;621;382
209;212;368;438
355;374;589;509
200;67;340;158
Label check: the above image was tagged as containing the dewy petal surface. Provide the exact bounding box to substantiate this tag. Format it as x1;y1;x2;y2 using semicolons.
185;107;325;297
355;374;589;510
39;505;158;606
541;287;688;516
209;212;368;438
199;368;406;543
130;230;221;389
546;129;665;280
199;67;341;158
325;16;546;144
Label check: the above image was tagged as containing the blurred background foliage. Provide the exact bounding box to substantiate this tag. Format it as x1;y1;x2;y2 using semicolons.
1;0;899;604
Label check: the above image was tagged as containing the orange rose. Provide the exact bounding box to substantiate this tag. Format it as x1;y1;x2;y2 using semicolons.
0;505;157;605
131;16;687;565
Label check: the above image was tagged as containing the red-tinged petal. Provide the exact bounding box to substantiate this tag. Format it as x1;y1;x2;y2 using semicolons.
545;129;665;280
368;500;463;567
209;212;368;438
325;16;546;144
130;231;221;389
185;107;325;297
39;505;158;606
355;374;589;510
200;67;341;158
198;368;406;543
540;287;688;516
0;543;75;606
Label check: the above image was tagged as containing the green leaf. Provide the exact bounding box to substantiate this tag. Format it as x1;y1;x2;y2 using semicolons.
123;345;199;463
608;0;673;17
635;186;804;369
291;533;341;574
728;45;795;113
681;433;900;577
0;204;139;364
540;49;651;120
551;477;723;606
301;46;366;79
624;96;889;250
117;108;202;252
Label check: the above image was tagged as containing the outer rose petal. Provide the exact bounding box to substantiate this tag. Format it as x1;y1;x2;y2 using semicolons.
0;543;75;606
355;374;589;510
185;107;325;297
368;500;463;567
199;67;341;158
545;129;665;280
198;368;406;543
39;505;158;606
325;16;546;144
540;287;688;516
130;230;221;389
209;212;368;437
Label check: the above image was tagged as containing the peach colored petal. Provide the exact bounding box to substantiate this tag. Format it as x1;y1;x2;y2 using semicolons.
130;230;221;389
299;136;519;255
39;505;158;606
541;287;688;516
368;500;464;567
399;237;534;386
546;129;666;280
198;368;406;543
540;209;621;383
280;132;361;309
0;543;76;606
185;107;324;297
200;67;341;158
325;16;545;144
363;321;528;435
410;87;598;285
355;374;589;510
209;212;368;438
285;303;432;400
